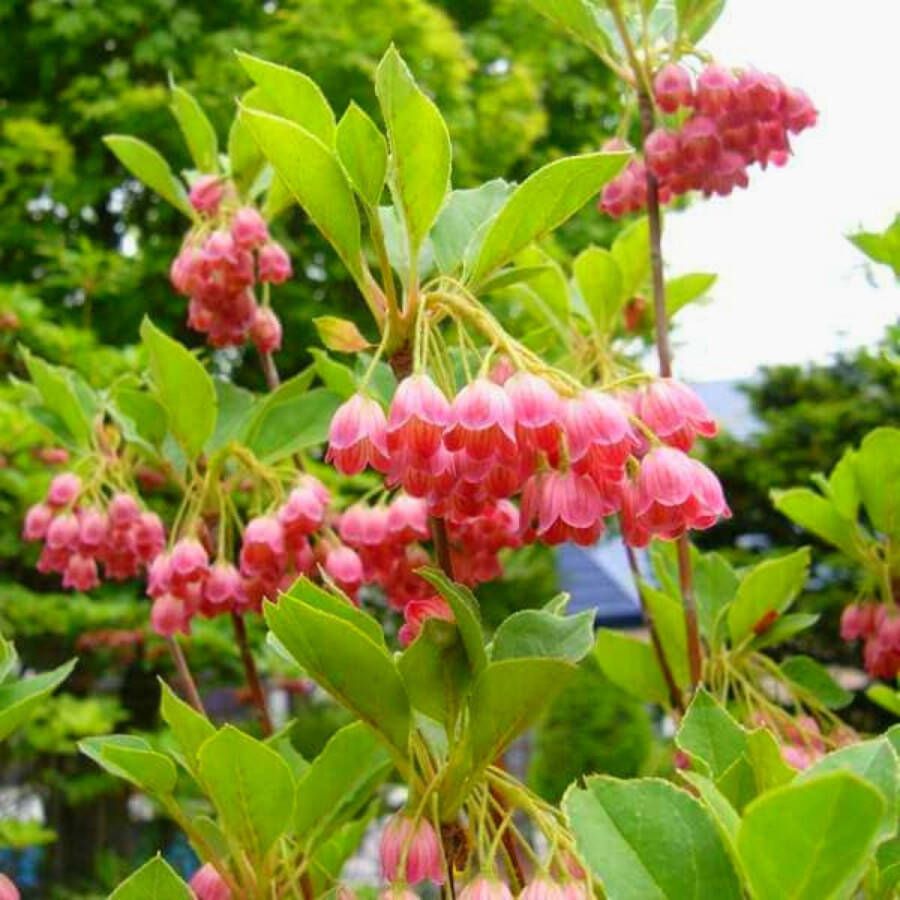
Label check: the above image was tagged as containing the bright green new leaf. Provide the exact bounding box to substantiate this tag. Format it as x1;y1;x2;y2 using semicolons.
197;725;295;859
639;583;690;689
854;427;900;537
827;449;860;519
675;0;726;42
780;655;853;709
310;348;358;399
594;629;671;706
314;316;372;353
726;548;810;645
468;658;576;770
431;180;511;274
294;721;391;847
140;317;217;460
573;246;624;332
737;772;884;900
265;596;411;754
870;687;900;718
565;775;742;900
771;488;862;561
80;735;177;796
528;0;615;57
466;152;630;287
21;348;95;447
492;609;594;663
103;135;193;217
418;568;488;678
205;380;256;455
665;272;716;318
159;681;215;775
749;612;820;651
849;214;900;277
236;52;336;146
0;658;75;741
611;217;650;301
336;103;388;208
799;737;898;839
109;855;192;899
375;46;451;260
239;107;364;285
169;82;218;172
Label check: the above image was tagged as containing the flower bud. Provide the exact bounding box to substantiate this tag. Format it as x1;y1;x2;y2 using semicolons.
151;593;190;637
189;175;225;214
250;306;282;354
23;503;53;541
47;472;81;507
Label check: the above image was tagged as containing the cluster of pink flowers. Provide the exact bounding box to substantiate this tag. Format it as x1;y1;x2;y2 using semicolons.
327;372;729;554
169;176;290;350
601;62;818;217
146;475;334;637
22;474;165;592
378;814;589;900
841;601;900;680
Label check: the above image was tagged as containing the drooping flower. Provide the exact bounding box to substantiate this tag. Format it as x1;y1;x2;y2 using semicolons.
327;394;391;475
504;372;563;455
444;378;517;461
189;175;225;214
399;595;454;646
635;378;717;451
653;63;694;113
190;862;232;900
379;814;445;886
459;876;515;900
47;472;81;507
387;374;452;466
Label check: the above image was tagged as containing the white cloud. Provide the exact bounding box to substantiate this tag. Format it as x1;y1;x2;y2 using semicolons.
662;0;900;380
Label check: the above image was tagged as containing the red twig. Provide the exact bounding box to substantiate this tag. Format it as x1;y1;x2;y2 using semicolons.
166;637;206;715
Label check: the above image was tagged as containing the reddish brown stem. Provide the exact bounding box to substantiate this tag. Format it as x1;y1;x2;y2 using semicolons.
258;349;281;391
636;89;704;692
231;612;274;736
429;515;455;579
623;542;683;710
166;637;206;715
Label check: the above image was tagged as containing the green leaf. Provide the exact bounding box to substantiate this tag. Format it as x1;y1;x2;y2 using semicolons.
468;658;576;770
80;735;177;796
398;617;472;728
140;317;217;460
205;379;256;455
679;772;740;842
749;612;820;651
335;102;388;208
265;596;410;755
478;264;554;295
294;722;391;848
828;449;860;519
639;583;690;689
692;550;739;647
780;655;853;709
431;180;512;275
239;107;364;285
21;348;94;447
159;680;215;775
573;246;624;332
103;135;192;217
310;348;358;398
854;428;900;538
112;386;168;453
528;0;615;57
236;52;336;146
675;0;726;42
726;548;810;645
0;659;76;741
243;386;341;463
197;725;295;859
308;812;374;894
110;855;192;899
611;217;651;302
594;629;671;706
665;272;716;318
169;82;218;172
492;609;594;663
876;837;900;898
849;214;900;277
799;738;898;839
869;686;900;718
417;568;488;678
0;637;17;683
375;45;452;260
282;577;386;647
565;775;742;900
737;772;884;900
676;689;747;779
466;152;629;287
771;488;862;560
228;94;265;189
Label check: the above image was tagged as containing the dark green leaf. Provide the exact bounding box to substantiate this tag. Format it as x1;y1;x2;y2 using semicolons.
780;656;853;709
492;609;594;663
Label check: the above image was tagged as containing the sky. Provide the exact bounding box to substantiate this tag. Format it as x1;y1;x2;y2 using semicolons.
664;0;899;381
